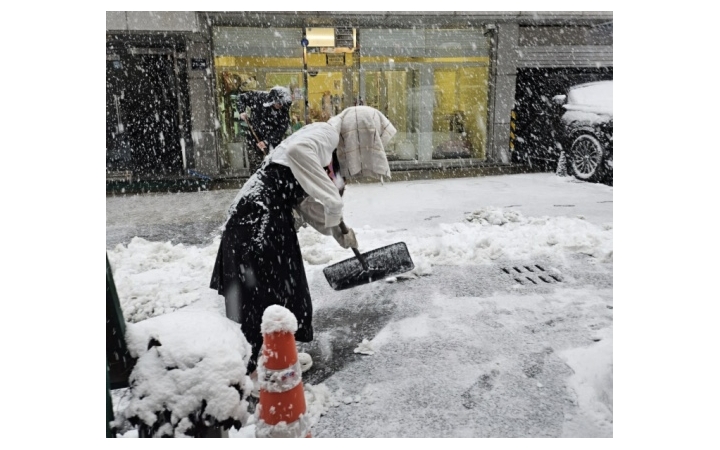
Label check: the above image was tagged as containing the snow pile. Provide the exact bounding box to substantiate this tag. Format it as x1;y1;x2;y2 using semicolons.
111;310;254;437
465;206;523;225
296;206;612;278
108;237;221;322
108;207;612;327
558;326;613;436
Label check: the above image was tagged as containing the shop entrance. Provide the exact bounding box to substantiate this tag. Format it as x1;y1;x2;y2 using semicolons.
106;40;187;177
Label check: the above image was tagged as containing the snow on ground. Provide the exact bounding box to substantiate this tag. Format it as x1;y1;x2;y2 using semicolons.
107;173;613;437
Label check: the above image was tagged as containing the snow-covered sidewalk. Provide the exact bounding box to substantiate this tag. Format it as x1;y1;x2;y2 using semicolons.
107;173;613;437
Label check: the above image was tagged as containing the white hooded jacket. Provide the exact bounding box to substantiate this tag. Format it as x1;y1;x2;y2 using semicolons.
269;122;342;230
269;107;397;239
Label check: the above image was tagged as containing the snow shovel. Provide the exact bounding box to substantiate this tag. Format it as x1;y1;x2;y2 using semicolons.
323;221;415;291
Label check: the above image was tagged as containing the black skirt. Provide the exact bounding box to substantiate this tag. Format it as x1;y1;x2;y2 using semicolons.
210;163;312;371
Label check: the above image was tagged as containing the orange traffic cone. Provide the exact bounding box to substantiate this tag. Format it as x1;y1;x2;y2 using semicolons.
254;305;312;438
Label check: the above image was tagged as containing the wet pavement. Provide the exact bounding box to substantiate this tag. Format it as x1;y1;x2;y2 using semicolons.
106;189;236;249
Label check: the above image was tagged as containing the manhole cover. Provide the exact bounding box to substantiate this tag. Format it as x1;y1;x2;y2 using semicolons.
501;264;562;285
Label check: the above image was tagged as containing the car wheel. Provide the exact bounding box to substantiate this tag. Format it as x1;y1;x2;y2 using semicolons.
568;134;605;182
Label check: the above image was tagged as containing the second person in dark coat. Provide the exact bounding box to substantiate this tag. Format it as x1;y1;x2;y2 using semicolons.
236;86;292;173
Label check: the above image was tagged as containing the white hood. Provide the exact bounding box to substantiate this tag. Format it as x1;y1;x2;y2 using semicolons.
327;106;397;180
273;122;338;166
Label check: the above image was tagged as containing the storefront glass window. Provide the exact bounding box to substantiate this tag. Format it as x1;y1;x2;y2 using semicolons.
360;28;491;161
212;25;491;170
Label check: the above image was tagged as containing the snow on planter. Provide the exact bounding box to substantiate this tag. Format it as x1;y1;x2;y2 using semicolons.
111;310;253;437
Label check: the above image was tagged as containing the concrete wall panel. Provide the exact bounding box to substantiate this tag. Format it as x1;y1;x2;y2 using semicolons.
189;78;216;136
518;46;613;68
126;12;198;32
491;124;512;164
489;23;520;163
191;132;219;175
106;12;127;31
496;23;520;75
187;40;213;79
493;74;518;124
489;74;516;163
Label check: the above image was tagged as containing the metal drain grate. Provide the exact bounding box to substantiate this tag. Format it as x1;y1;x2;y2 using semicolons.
501;265;562;285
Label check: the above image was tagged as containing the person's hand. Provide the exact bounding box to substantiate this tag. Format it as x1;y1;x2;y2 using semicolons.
239;112;248;121
256;141;267;151
338;227;358;249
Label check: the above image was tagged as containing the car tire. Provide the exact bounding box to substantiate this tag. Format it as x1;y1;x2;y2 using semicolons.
568;134;606;182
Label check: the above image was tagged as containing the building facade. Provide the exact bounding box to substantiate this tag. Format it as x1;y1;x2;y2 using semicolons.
106;11;612;183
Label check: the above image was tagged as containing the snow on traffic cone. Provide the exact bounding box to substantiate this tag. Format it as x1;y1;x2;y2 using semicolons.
254;305;312;438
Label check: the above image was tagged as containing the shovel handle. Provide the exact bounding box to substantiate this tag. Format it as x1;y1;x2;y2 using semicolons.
242;116;267;156
339;220;368;271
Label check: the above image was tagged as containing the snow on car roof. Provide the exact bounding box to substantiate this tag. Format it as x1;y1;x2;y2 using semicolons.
565;80;613;115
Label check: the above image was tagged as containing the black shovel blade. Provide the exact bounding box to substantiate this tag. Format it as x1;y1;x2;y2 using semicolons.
323;242;415;291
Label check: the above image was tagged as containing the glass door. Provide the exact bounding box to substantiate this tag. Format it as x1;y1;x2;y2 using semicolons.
106;47;184;176
305;69;347;124
106;57;132;172
362;69;420;160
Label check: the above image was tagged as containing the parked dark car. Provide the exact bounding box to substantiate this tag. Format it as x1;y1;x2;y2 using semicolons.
554;80;613;183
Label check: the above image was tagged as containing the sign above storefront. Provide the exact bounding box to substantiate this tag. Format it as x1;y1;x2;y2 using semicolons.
334;27;354;48
191;58;207;70
305;27;356;53
306;28;335;47
326;54;345;66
